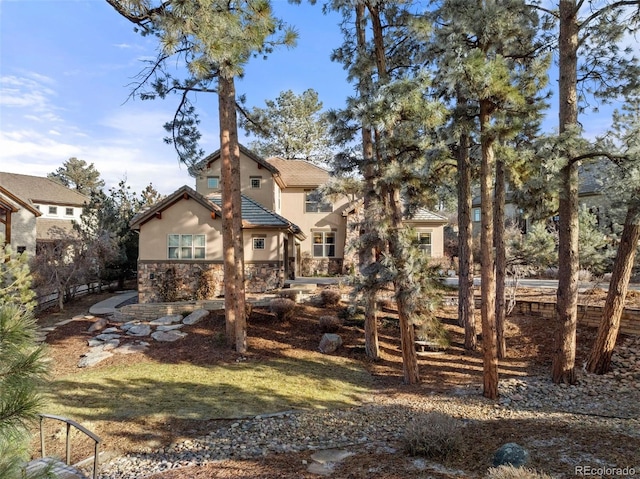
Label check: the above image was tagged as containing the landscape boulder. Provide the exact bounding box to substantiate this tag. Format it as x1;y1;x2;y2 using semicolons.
493;442;530;467
183;309;209;325
319;333;342;354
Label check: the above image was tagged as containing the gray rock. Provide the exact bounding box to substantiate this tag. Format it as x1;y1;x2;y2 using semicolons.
114;343;149;354
102;339;120;350
88;317;109;333
157;324;185;331
94;333;121;341
127;324;152;337
102;327;120;334
78;350;113;368
88;339;104;347
151;330;187;342
150;315;183;326
319;334;342;354
183;309;209;325
493;442;530;467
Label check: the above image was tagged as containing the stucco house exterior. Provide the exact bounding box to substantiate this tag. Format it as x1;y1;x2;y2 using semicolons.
131;145;449;303
0;172;88;255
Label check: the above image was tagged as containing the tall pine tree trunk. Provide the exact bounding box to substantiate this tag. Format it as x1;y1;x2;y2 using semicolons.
586;204;640;374
553;0;579;384
480;100;498;399
219;74;247;353
494;156;507;359
357;3;380;360
456;124;476;350
388;186;420;384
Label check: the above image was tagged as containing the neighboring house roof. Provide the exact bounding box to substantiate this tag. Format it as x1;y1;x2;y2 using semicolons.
130;185;306;240
342;199;448;225
0;172;88;207
208;194;306;240
266;157;331;188
0;186;41;217
405;208;449;223
130;185;220;230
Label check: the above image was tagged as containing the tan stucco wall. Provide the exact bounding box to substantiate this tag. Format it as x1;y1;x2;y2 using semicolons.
279;188;350;259
6;207;37;255
137;199;223;261
195;152;276;209
409;223;446;258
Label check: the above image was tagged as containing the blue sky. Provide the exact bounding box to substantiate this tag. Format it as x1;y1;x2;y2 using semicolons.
0;0;346;194
0;1;623;196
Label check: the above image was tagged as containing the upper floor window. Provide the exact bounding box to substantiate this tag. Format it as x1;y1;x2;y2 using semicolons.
250;176;262;189
168;234;206;259
313;231;335;257
305;190;332;213
65;207;74;216
207;176;220;189
417;232;432;256
473;208;481;222
48;206;57;215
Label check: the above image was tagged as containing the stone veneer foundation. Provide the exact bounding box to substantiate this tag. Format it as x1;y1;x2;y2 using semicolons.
137;260;285;304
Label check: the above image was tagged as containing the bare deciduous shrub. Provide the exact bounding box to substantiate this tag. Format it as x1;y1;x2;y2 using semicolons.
269;298;296;321
195;268;217;300
485;465;554;479
320;289;341;306
402;411;463;459
319;315;342;333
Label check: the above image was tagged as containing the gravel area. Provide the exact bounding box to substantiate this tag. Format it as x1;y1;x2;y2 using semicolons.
97;336;640;479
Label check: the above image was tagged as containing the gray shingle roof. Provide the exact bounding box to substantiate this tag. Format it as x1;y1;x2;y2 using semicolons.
208;194;304;238
0;172;88;206
406;208;449;222
266;157;330;188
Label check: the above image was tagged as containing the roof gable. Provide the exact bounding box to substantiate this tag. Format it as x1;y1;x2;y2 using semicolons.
195;144;280;176
129;185;220;230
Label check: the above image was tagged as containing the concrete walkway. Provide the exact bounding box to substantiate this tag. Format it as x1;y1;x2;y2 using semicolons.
89;291;138;316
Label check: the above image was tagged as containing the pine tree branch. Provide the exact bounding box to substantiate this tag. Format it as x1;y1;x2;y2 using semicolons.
578;0;640;31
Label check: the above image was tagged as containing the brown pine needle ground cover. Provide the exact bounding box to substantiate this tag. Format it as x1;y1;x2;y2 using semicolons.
32;286;640;478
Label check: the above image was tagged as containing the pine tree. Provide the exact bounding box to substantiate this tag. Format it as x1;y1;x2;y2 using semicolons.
239;89;333;165
106;0;296;353
551;0;640;384
587;93;640;374
0;238;48;479
422;0;550;398
47;157;104;196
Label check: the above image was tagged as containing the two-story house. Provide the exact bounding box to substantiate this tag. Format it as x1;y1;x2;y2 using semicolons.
130;145;448;303
0;172;88;255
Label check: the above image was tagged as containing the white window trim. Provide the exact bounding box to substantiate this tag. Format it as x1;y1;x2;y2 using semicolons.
168;234;206;260
312;231;336;258
305;190;332;213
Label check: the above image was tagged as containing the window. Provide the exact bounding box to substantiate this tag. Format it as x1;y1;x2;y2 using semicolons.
168;234;206;259
253;237;265;250
65;207;74;216
313;231;336;257
48;206;57;215
417;232;432;256
305;190;332;213
473;208;481;222
250;176;262;189
207;176;220;189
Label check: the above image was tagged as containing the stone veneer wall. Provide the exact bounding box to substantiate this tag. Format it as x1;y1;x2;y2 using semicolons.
299;256;343;277
138;260;285;304
514;301;640;336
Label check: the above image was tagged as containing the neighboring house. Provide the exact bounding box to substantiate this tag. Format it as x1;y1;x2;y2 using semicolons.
131;145;449;303
0;172;88;255
471;161;609;235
